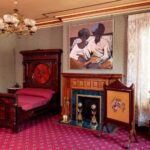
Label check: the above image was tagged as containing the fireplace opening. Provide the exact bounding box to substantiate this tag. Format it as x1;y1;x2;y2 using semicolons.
77;94;101;123
70;90;104;130
70;94;101;129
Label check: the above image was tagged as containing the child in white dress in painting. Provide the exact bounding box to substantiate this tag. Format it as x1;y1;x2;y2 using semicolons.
69;28;90;68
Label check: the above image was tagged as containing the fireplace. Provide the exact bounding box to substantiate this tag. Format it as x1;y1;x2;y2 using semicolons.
61;73;122;129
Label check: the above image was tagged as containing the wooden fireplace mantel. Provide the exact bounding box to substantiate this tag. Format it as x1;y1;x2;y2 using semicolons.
61;73;122;117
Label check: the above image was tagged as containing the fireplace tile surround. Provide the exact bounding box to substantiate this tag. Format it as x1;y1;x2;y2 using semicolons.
61;73;122;128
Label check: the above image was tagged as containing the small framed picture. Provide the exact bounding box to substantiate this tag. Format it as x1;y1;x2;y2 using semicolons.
69;19;113;69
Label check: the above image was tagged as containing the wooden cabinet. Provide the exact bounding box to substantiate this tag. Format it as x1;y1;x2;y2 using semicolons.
61;73;122;117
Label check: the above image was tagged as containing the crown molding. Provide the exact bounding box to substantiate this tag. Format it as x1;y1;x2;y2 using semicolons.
36;18;62;28
36;1;150;27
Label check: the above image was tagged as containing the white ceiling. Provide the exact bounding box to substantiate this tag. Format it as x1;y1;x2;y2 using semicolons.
0;0;149;26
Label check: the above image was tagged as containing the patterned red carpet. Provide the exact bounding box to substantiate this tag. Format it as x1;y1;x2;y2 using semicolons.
0;114;149;150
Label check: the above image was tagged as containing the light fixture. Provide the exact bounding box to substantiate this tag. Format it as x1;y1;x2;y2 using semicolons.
0;0;37;36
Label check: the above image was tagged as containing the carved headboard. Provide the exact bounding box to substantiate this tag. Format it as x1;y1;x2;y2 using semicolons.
20;49;62;93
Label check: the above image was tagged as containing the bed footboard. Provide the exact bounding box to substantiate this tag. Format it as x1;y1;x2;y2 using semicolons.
0;93;18;132
0;92;60;133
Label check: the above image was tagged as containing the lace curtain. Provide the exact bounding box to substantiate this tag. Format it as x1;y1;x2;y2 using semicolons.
127;12;150;126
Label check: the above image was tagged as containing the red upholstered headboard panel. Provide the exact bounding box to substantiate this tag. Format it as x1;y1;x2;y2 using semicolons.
20;49;62;92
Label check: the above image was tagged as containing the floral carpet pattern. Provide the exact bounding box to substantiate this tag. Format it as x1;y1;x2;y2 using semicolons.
0;114;149;150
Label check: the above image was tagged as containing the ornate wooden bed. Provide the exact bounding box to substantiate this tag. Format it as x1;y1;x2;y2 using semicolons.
0;49;62;132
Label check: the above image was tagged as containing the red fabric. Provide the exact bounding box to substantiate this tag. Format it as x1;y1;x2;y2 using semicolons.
18;95;50;111
16;88;54;99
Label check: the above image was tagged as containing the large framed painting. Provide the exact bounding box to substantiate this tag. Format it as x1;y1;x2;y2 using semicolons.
69;19;113;69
